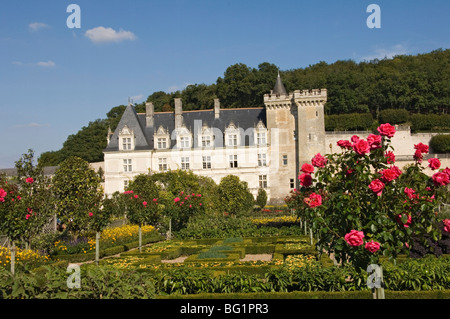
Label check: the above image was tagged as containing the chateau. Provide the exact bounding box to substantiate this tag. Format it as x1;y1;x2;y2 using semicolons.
102;74;449;203
103;74;327;203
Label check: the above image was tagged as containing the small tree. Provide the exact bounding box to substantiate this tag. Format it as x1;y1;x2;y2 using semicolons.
88;197;115;265
52;156;103;240
217;175;254;216
255;188;268;209
122;190;160;252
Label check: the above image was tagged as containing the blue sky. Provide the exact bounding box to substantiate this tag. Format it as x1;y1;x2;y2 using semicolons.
0;0;449;168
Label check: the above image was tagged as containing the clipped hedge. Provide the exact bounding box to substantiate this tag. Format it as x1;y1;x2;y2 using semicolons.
325;113;374;131
410;113;450;132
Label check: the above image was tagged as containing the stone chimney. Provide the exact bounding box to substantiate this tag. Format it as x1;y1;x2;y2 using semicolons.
214;98;220;119
146;102;154;127
175;98;183;128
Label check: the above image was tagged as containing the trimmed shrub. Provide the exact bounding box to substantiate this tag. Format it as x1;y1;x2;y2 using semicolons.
429;134;450;153
325;113;374;131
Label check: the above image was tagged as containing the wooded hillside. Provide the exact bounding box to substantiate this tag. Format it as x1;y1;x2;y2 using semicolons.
38;49;450;166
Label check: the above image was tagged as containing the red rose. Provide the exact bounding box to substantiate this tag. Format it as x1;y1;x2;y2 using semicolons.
377;123;396;138
299;173;312;187
384;151;395;164
344;230;364;247
301;163;314;174
380;168;398;182
432;172;450;186
414;142;429;154
311;153;327;168
367;134;382;150
369;179;385;196
397;214;412;228
404;187;416;200
143;201;148;206
443;219;450;233
413;149;423;163
304;192;322;208
351;135;360;143
25;177;34;184
428;158;441;170
365;241;381;253
352;139;370;155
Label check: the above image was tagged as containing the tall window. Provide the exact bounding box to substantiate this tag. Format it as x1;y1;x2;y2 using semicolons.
259;175;267;188
202;156;211;169
181;157;190;170
257;132;266;146
158;158;168;171
258;153;267;167
229;155;238;168
290;178;295;189
282;154;288;166
157;138;167;149
122;138;132;150
228;134;237;146
180;136;190;148
123;159;132;172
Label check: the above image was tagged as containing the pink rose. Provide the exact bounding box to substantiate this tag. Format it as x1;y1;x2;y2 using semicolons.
352;139;370;155
367;134;382;150
432;172;450;186
26;214;31;220
365;241;381;253
174;197;180;202
351;135;360;143
304;192;322;208
299;173;312;187
337;140;352;149
88;212;94;217
153;198;157;202
344;230;365;247
404;187;416;200
26;177;34;184
369;179;385;196
428;158;441;170
134;195;139;199
377;123;396;138
301;163;314;174
0;188;7;198
443;219;450;233
311;153;327;168
143;201;148;206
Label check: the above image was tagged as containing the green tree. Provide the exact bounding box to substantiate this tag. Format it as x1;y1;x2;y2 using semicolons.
52;157;103;240
217;175;254;216
255;188;268;209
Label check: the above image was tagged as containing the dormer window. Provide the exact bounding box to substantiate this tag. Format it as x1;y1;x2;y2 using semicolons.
175;126;192;149
200;125;214;148
119;125;135;151
225;122;240;147
154;126;170;150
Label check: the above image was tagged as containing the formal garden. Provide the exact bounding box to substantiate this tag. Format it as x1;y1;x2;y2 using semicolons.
0;123;449;299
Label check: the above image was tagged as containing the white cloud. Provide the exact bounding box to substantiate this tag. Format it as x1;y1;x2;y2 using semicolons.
360;44;408;62
29;22;49;32
85;26;136;44
36;60;56;67
130;94;144;102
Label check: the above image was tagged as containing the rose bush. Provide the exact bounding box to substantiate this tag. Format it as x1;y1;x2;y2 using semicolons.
285;123;449;269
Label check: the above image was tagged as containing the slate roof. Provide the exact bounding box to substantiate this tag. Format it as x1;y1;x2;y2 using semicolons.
104;105;267;152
